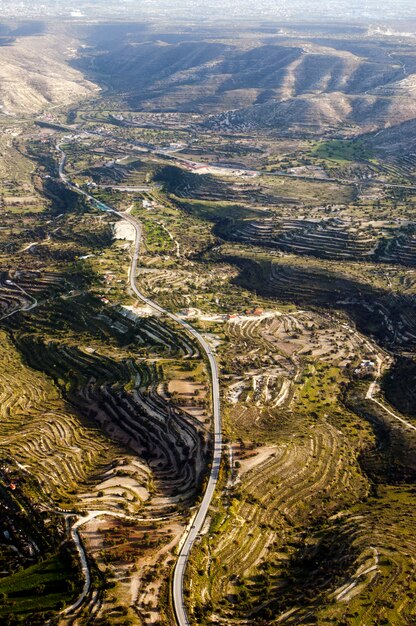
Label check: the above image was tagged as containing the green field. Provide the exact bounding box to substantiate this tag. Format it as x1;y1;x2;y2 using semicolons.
311;139;372;163
0;554;77;619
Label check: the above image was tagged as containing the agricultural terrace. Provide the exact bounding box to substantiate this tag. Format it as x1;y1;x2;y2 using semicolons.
186;300;416;626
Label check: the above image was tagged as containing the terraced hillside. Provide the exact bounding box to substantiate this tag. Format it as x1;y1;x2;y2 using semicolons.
223;308;374;410
363;121;416;172
209;89;416;135
0;122;217;623
0;330;124;505
4;280;210;493
155;164;354;210
0;256;212;625
219;217;379;260
186;292;416;626
154;166;298;208
222;250;416;350
215;217;416;268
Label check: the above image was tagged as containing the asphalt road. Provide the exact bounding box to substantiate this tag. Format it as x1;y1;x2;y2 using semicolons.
58;146;222;626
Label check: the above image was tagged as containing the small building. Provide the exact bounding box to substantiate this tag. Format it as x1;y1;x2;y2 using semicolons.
354;360;376;378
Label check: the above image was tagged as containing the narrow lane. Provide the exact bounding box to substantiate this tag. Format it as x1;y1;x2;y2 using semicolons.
0;282;38;321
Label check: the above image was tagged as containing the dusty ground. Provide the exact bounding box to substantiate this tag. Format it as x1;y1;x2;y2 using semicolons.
80;513;185;624
114;220;136;241
167;378;208;422
235;444;279;476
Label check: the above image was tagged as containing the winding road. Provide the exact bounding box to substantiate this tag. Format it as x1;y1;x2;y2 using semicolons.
57;145;222;625
0;282;38;321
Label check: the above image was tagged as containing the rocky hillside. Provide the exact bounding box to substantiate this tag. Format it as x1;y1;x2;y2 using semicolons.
0;32;99;115
76;27;416;134
208;89;416;134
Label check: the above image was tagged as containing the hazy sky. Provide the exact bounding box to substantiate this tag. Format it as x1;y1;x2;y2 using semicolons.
2;0;415;24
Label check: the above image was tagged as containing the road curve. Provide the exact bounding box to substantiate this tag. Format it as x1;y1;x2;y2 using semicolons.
64;518;91;615
57;145;222;626
366;379;416;432
0;282;38;322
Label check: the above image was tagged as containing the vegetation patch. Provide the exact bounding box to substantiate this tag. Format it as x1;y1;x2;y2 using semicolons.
310;139;372;163
0;551;80;620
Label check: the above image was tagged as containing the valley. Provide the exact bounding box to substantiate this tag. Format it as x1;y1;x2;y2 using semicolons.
0;13;416;626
